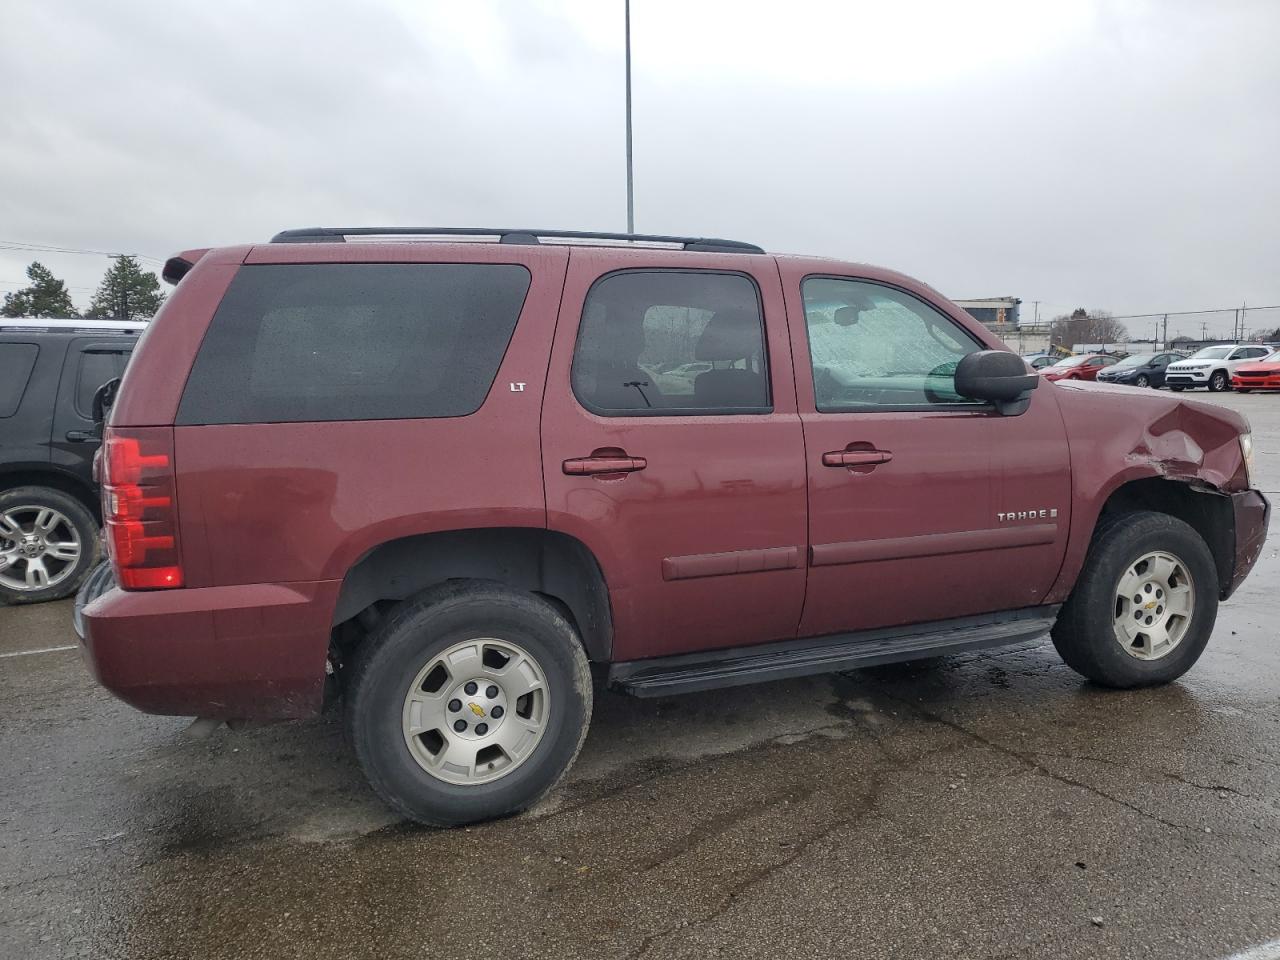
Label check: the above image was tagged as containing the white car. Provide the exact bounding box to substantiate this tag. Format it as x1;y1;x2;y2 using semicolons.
1164;343;1272;392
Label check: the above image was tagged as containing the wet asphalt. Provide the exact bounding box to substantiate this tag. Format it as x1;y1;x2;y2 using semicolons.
2;391;1278;960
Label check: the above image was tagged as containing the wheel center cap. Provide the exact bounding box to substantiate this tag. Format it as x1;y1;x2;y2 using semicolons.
445;677;509;741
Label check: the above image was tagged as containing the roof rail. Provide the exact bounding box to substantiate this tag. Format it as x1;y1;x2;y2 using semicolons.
269;227;764;255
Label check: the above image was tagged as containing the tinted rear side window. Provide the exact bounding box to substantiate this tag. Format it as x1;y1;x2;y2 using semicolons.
0;343;39;417
177;263;531;425
75;350;131;417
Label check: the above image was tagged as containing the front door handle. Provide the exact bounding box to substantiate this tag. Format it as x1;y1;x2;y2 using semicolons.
65;430;95;442
563;456;648;476
822;449;892;467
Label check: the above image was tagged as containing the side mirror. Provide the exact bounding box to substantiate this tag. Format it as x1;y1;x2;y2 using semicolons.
955;350;1039;416
90;378;121;439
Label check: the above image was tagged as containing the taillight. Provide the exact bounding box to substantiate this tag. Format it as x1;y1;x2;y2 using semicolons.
101;428;183;590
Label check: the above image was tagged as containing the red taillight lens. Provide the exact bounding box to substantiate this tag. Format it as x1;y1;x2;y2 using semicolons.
101;428;184;590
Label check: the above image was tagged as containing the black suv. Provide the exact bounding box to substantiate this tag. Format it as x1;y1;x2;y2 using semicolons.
0;318;143;603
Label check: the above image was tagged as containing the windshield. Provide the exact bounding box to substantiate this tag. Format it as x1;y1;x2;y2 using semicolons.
1051;355;1089;368
1190;347;1232;359
1112;354;1154;369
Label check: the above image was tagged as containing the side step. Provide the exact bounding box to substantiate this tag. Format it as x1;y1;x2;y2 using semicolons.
609;606;1059;697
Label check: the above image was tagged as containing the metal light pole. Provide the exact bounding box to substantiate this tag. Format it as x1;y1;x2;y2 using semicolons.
624;0;634;233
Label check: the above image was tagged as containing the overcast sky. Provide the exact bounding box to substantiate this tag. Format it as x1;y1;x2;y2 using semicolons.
2;0;1278;337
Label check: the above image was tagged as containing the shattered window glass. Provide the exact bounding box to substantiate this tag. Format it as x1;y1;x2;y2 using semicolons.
801;278;981;411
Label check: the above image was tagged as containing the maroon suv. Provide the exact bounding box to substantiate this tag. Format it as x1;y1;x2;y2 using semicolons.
79;227;1269;826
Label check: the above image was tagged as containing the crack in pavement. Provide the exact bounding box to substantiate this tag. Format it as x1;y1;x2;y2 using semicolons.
875;689;1236;836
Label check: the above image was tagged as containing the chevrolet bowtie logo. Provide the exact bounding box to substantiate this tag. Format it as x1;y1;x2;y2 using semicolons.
468;703;486;717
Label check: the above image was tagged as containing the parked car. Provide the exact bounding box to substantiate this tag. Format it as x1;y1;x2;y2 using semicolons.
77;227;1268;827
1231;350;1280;392
1039;353;1118;381
1022;353;1057;370
0;318;143;603
1095;352;1184;389
1164;344;1272;392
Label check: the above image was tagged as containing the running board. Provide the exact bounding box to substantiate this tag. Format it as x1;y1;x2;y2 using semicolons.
609;606;1059;697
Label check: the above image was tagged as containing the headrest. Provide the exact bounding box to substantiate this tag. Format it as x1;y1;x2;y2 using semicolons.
695;310;760;361
833;305;860;326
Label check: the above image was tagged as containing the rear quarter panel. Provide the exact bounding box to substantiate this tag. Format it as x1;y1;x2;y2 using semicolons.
167;243;570;590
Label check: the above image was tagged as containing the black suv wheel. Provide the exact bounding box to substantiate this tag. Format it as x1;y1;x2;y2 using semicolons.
0;486;99;604
1051;511;1217;688
346;581;592;826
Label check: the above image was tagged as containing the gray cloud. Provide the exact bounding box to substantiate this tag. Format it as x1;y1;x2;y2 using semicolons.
2;0;1277;337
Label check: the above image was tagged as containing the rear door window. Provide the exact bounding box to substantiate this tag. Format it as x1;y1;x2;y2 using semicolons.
0;343;39;417
177;263;532;425
571;270;769;415
74;349;131;418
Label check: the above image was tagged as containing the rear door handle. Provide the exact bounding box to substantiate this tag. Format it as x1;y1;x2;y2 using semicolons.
563;456;648;476
822;449;892;467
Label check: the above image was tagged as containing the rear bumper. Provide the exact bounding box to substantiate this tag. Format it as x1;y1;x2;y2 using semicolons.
1224;489;1270;599
79;577;339;719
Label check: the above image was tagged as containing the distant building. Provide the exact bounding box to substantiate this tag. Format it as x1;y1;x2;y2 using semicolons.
954;297;1021;332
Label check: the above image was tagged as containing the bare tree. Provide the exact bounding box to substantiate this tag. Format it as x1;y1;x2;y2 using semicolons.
1049;307;1128;350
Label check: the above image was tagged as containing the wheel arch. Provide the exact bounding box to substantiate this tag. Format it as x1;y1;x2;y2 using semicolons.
332;527;614;661
1095;477;1234;598
0;465;100;521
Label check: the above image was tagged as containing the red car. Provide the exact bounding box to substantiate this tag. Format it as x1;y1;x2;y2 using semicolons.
77;226;1268;826
1231;350;1280;392
1039;353;1118;381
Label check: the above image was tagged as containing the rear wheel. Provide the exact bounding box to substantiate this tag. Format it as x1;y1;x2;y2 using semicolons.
1208;370;1230;392
0;486;98;604
346;582;592;826
1052;511;1217;688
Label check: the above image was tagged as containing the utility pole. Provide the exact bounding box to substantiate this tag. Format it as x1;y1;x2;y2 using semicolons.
1161;313;1168;349
1241;301;1247;341
624;0;634;234
1200;320;1209;341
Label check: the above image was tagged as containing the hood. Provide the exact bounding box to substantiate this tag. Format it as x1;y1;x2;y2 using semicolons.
1051;379;1250;490
1235;360;1280;373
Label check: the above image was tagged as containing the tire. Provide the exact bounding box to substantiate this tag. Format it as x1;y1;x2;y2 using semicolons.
1169;386;1185;392
1208;370;1230;392
1134;374;1150;388
346;581;592;827
1051;511;1218;688
1236;388;1252;394
0;486;99;605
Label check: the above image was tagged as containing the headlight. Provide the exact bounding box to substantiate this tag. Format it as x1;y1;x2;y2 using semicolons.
1240;433;1254;488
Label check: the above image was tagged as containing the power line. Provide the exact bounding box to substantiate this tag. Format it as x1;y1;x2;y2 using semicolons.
0;239;164;264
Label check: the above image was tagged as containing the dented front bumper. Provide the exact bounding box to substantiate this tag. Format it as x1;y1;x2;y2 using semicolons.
1225;489;1270;599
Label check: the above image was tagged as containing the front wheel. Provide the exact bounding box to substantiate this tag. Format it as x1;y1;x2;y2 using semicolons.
0;486;99;604
1134;374;1150;388
346;582;592;826
1052;511;1218;688
1208;370;1230;392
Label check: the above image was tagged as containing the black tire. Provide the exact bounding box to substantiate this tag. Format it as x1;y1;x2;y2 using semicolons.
1134;374;1150;388
346;581;592;827
1051;511;1218;688
1208;370;1229;392
0;486;99;605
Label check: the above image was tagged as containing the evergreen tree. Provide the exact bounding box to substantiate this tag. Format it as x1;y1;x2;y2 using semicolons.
86;255;165;320
1;261;79;318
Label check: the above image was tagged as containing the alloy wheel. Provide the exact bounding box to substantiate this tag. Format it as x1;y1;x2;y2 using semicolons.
1111;551;1195;661
402;637;550;785
0;506;83;592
